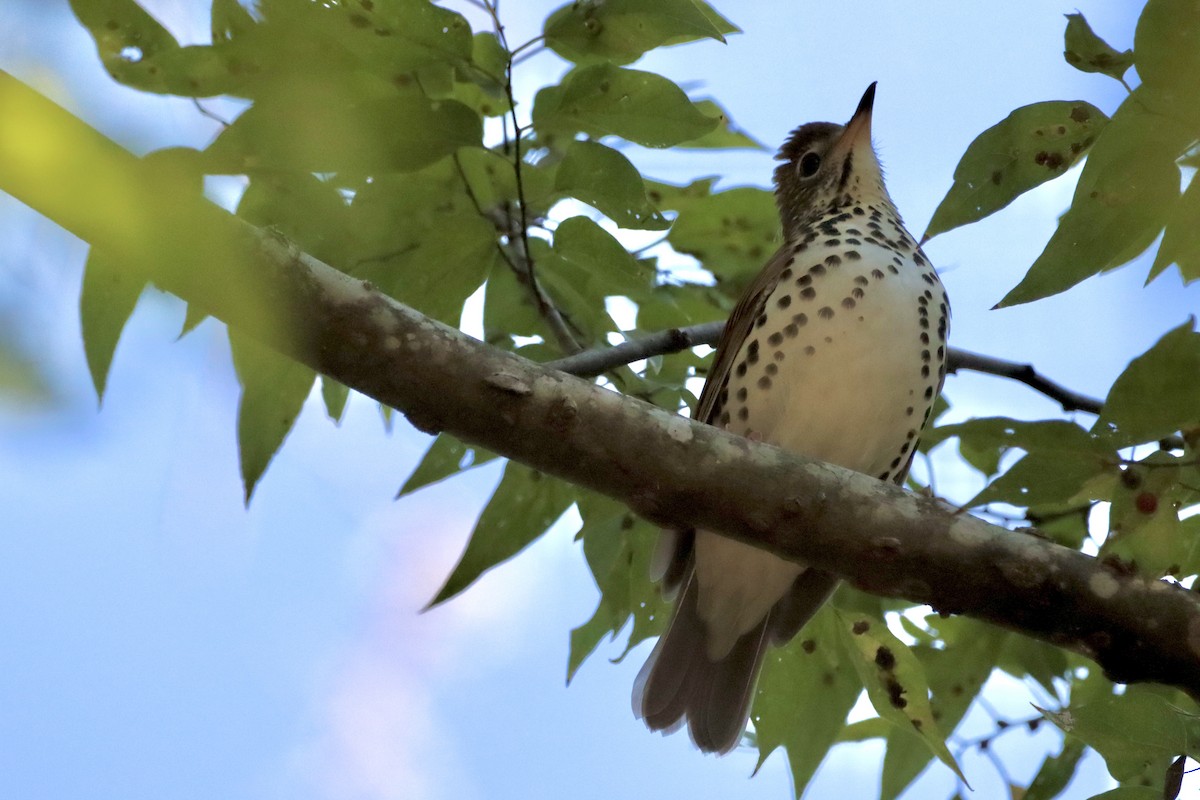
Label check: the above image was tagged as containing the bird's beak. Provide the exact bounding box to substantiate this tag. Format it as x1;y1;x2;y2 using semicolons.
830;82;877;161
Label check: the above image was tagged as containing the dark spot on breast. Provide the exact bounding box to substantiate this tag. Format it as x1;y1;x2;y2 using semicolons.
768;331;784;347
810;263;827;276
719;410;730;425
765;363;778;376
758;375;772;389
818;306;834;319
804;345;816;356
921;365;930;378
844;250;861;261
920;350;931;362
890;456;902;469
797;274;812;287
825;239;840;247
756;313;768;327
825;255;841;268
736;361;747;377
842;297;856;309
736;388;747;401
905;406;914;416
780;267;793;280
852;287;864;299
924;386;934;399
854;275;869;286
792;313;808;326
737;407;749;421
801;287;816;300
778;294;792;309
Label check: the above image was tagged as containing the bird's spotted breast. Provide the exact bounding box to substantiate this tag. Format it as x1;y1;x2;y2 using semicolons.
715;205;948;481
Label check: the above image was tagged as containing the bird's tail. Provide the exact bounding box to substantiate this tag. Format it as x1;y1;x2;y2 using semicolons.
633;568;839;754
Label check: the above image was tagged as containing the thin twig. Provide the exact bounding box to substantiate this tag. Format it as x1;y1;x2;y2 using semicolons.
947;348;1101;414
545;321;723;374
482;0;581;354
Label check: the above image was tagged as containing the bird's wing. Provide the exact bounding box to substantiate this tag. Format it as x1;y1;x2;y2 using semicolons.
694;245;791;424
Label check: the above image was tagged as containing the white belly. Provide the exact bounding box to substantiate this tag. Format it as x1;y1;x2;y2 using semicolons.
693;230;948;658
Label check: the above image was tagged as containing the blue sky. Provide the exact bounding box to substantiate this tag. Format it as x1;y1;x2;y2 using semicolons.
2;1;1197;799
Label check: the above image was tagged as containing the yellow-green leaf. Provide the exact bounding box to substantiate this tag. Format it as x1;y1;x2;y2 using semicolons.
229;331;315;505
924;101;1107;241
79;249;145;403
544;0;736;65
1063;13;1133;81
1098;320;1200;445
555;140;669;230
428;463;575;607
835;610;966;784
532;64;718;148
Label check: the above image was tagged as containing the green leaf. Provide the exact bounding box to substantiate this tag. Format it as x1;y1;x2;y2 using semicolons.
205;80;482;174
1135;0;1200;101
835;611;966;784
320;376;349;424
349;164;499;325
1098;320;1200;445
970;450;1108;508
79;249;145;403
237;171;350;266
568;492;668;681
1024;737;1087;800
70;0;233;96
1039;687;1200;782
532;64;718;148
427;462;575;607
881;618;1005;800
677;99;765;150
535;237;623;343
1103;451;1194;577
253;0;474;78
996;633;1069;697
212;0;255;43
997;91;1188;307
555;141;669;230
924;101;1107;241
398;433;497;497
1149;174;1200;285
229;331;315;504
483;259;546;345
666;185;779;285
544;0;734;65
1063;13;1134;81
551;215;656;300
1086;789;1160;800
753;609;863;796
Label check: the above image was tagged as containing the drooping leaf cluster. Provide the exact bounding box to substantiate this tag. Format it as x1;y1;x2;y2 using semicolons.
63;0;1200;798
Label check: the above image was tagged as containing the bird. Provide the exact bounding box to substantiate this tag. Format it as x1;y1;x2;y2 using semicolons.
632;83;950;754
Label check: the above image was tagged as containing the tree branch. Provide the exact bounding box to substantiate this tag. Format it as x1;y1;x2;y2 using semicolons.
4;71;1200;701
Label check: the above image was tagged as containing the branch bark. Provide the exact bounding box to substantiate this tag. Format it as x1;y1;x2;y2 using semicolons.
4;72;1200;700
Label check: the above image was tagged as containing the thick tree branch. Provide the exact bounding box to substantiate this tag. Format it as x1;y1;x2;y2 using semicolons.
4;72;1200;700
546;322;1107;415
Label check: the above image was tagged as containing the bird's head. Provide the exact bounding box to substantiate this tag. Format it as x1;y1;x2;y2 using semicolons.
772;82;894;239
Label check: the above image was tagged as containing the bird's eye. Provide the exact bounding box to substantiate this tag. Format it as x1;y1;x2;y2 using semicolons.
798;152;822;178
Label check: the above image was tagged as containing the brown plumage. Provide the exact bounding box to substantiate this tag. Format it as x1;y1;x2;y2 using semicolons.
633;83;950;753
